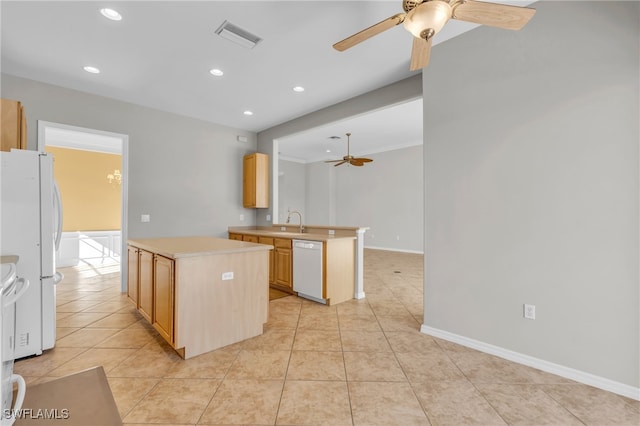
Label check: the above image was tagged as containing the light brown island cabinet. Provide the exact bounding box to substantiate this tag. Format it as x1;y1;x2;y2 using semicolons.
127;237;271;359
243;152;269;208
126;245;139;307
138;249;154;323
153;254;175;344
1;98;27;152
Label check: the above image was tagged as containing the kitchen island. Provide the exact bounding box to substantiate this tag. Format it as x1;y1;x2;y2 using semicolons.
127;236;272;359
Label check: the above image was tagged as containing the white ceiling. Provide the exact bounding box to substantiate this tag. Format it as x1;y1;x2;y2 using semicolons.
1;1;534;162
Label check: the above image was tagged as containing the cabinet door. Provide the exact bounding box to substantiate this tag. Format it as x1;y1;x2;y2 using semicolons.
243;154;257;207
274;247;292;289
153;255;175;344
127;246;139;307
1;99;24;152
258;237;275;284
243;153;269;208
138;249;154;323
228;233;243;241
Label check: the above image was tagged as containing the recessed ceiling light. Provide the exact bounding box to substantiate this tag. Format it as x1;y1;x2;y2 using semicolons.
100;8;122;21
243;110;253;116
293;86;305;93
326;149;331;153
209;68;224;77
83;66;100;74
328;136;341;140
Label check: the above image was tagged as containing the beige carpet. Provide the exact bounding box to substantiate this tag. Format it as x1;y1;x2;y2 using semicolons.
15;366;122;425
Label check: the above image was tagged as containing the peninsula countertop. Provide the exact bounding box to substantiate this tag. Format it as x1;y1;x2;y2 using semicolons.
227;226;357;242
128;236;273;259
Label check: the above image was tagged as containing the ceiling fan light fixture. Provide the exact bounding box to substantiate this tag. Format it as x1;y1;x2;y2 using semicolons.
403;1;452;39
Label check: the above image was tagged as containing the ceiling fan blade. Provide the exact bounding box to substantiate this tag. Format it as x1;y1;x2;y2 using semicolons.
333;13;406;51
410;36;432;71
452;0;536;31
350;161;365;167
325;159;344;163
333;160;349;167
354;157;373;163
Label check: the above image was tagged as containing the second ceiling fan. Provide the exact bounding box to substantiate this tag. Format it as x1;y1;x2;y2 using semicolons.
325;133;373;167
333;0;536;71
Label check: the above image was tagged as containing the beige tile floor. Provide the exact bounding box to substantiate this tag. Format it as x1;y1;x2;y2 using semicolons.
15;249;639;425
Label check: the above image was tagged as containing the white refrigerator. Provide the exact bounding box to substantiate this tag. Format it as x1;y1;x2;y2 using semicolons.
0;149;62;359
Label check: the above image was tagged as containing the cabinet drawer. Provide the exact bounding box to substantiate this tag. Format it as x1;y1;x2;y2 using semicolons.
258;236;274;246
274;238;291;249
242;234;259;243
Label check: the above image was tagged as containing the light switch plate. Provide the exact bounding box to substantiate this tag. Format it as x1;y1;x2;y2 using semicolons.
222;272;234;281
141;214;150;223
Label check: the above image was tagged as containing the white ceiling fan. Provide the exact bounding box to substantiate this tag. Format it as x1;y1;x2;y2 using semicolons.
333;0;536;70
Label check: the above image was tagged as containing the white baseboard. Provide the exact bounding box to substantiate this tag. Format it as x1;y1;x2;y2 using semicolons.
364;245;424;255
421;325;640;402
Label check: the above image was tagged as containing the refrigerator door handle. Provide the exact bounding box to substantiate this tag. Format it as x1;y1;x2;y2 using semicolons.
53;181;63;251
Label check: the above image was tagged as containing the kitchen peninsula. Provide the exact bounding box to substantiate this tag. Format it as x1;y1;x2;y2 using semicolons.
126;236;271;359
228;225;368;305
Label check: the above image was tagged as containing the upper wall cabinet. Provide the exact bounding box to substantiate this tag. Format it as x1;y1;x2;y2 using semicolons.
243;153;269;208
1;98;27;151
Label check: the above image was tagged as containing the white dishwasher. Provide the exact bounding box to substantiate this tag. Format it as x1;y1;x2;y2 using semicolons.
292;240;324;303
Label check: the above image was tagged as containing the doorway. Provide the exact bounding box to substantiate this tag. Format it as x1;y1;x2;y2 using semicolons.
37;121;129;292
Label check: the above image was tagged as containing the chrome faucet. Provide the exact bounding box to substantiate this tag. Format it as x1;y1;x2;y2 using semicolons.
286;210;304;233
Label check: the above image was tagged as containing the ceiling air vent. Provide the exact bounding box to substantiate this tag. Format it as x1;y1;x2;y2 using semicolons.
215;20;262;49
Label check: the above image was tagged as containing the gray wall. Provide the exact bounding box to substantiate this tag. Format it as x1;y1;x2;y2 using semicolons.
278;159;307;224
423;0;638;389
1;74;257;239
279;145;424;253
334;145;423;252
304;161;335;226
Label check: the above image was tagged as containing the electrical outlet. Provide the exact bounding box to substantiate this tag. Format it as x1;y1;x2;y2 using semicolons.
266;214;271;222
141;214;150;223
222;272;234;281
524;304;536;320
281;226;286;231
239;214;245;221
328;229;335;235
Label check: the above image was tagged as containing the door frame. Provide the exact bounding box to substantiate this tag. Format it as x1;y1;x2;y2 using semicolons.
37;120;129;292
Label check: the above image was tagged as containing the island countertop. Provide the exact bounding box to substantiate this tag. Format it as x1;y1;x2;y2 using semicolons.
128;236;273;259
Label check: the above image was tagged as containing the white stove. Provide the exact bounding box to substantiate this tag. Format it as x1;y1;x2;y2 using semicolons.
1;258;28;425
